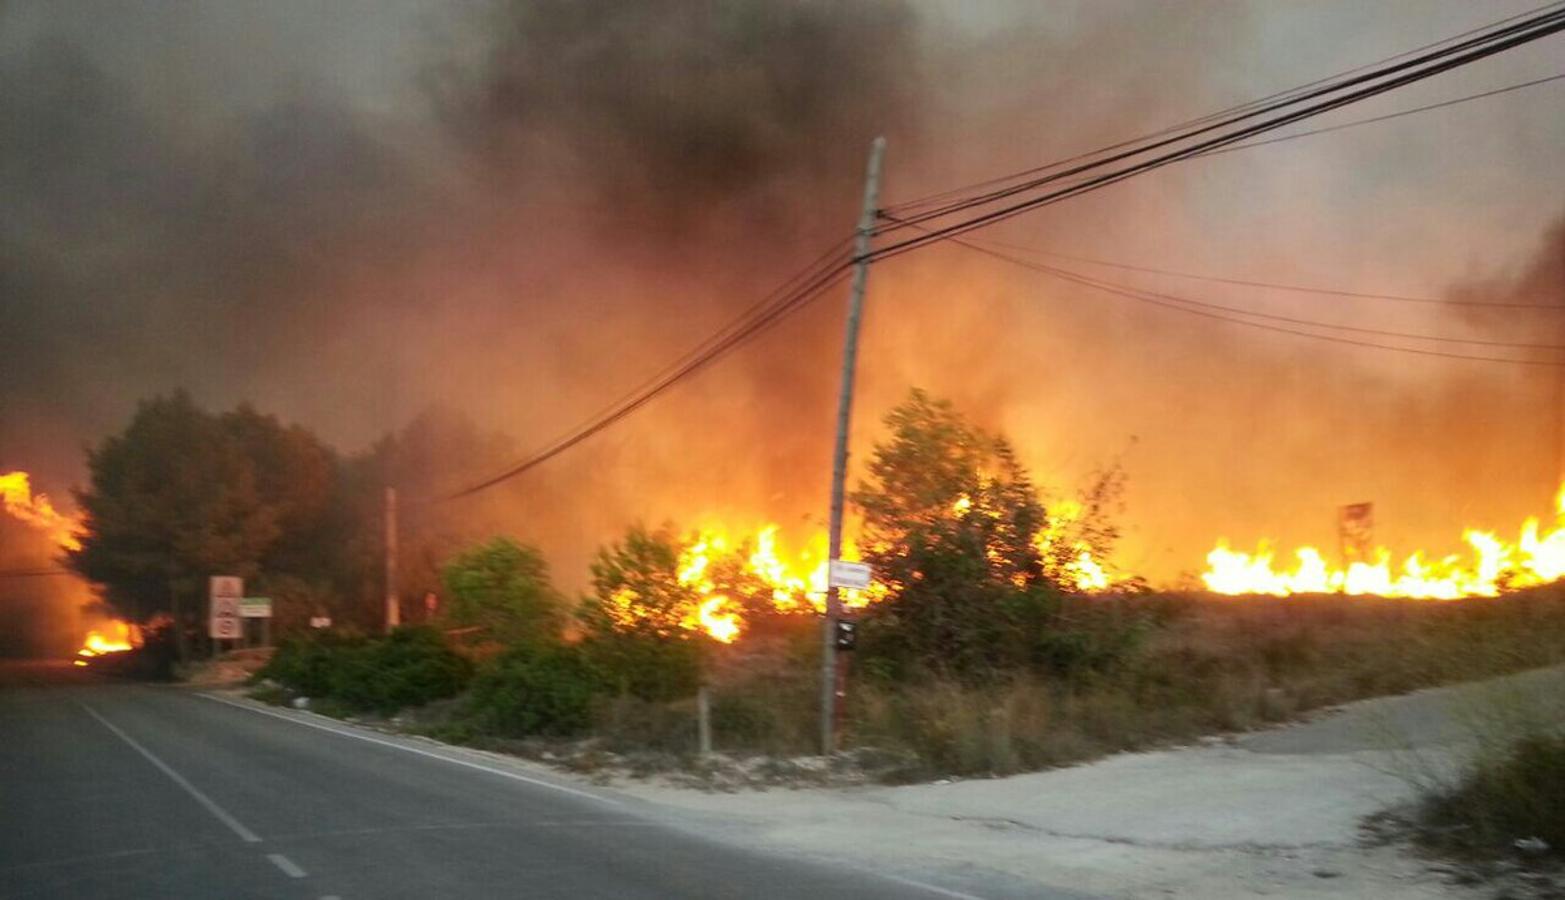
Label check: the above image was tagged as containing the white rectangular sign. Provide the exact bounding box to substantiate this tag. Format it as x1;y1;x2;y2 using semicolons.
827;559;873;590
239;597;272;619
209;575;244;639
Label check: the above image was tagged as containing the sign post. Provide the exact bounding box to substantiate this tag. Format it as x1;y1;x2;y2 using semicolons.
240;597;273;647
208;576;244;650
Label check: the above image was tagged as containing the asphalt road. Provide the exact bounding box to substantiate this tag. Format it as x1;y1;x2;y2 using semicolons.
0;662;984;899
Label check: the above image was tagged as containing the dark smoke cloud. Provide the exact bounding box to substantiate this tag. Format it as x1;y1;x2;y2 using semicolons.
441;0;919;232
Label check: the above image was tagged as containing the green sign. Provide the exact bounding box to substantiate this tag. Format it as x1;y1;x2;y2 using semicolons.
238;597;273;619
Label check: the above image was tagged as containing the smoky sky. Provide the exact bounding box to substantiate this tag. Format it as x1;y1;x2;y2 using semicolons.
2;0;1564;593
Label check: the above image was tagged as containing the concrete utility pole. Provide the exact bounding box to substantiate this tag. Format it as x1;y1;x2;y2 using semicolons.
384;486;400;633
820;136;886;757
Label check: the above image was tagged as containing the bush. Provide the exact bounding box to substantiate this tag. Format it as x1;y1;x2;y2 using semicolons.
581;633;703;702
465;643;605;737
440;537;564;645
1418;732;1565;861
257;630;367;698
709;675;818;755
327;627;473;715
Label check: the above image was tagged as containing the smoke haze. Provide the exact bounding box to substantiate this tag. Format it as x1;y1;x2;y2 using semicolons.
3;0;1564;619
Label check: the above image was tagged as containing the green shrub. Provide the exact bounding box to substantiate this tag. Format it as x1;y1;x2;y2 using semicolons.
257;630;367;697
465;643;605;737
326;627;472;715
581;633;703;702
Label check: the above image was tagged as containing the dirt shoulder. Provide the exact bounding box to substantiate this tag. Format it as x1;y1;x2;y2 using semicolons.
603;666;1565;899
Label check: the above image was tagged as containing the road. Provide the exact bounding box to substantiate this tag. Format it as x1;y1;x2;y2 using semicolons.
0;661;1003;899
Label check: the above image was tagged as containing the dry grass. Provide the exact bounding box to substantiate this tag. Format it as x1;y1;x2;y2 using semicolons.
840;588;1565;780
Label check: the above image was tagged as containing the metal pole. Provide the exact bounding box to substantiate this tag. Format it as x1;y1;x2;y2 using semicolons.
820;136;886;756
697;684;712;757
384;486;400;633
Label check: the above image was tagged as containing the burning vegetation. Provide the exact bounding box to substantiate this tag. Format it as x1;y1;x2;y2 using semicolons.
1;469;137;660
1202;485;1565;599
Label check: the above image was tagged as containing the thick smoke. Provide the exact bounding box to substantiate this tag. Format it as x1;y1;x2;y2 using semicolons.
2;0;1563;634
442;0;919;232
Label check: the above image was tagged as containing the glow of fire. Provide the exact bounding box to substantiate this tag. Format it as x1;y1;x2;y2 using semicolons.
75;621;136;665
662;506;1117;641
0;471;82;551
1202;484;1565;598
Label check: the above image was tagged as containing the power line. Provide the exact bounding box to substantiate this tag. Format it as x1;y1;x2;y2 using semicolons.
1199;71;1565;158
887;1;1565;216
876;8;1565;237
974;236;1565;311
442;248;855;500
869;10;1565;261
941;234;1565;367
442;7;1565;500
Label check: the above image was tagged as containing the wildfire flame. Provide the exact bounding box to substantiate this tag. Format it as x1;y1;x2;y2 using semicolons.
653;510;1118;642
1202;484;1565;598
74;621;136;666
673;525;874;643
0;471;82;551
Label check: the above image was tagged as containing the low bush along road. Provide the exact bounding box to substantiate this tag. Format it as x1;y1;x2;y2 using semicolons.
0;661;1066;900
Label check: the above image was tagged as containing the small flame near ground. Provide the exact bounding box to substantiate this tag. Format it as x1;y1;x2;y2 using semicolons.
73;621;137;666
1202;483;1565;598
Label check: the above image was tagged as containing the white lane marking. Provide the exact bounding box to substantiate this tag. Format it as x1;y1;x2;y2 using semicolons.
80;702;263;844
200;693;618;806
266;853;307;878
874;872;990;900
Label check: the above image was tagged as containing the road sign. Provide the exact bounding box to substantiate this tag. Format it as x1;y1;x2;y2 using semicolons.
827;560;872;590
209;575;244;639
239;597;273;619
210;576;243;600
209;614;242;639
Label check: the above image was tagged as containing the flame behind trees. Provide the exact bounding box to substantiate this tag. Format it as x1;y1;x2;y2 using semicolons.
851;389;1127;679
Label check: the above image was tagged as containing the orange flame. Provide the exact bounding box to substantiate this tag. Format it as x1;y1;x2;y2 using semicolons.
0;471;82;551
74;621;136;665
663;513;1114;642
1202;484;1565;598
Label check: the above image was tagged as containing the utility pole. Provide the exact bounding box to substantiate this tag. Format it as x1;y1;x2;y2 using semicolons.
820;136;886;756
384;486;400;633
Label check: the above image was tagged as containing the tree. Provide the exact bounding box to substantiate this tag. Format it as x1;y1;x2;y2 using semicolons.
70;394;279;640
851;389;1060;680
68;393;360;653
581;524;700;639
439;536;563;644
577;524;705;701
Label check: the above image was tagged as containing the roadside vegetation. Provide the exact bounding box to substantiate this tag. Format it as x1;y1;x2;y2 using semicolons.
238;389;1565;789
1356;674;1565;897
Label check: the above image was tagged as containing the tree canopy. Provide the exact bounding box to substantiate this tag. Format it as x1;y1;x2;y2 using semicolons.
851;389;1062;680
439;536;563;644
